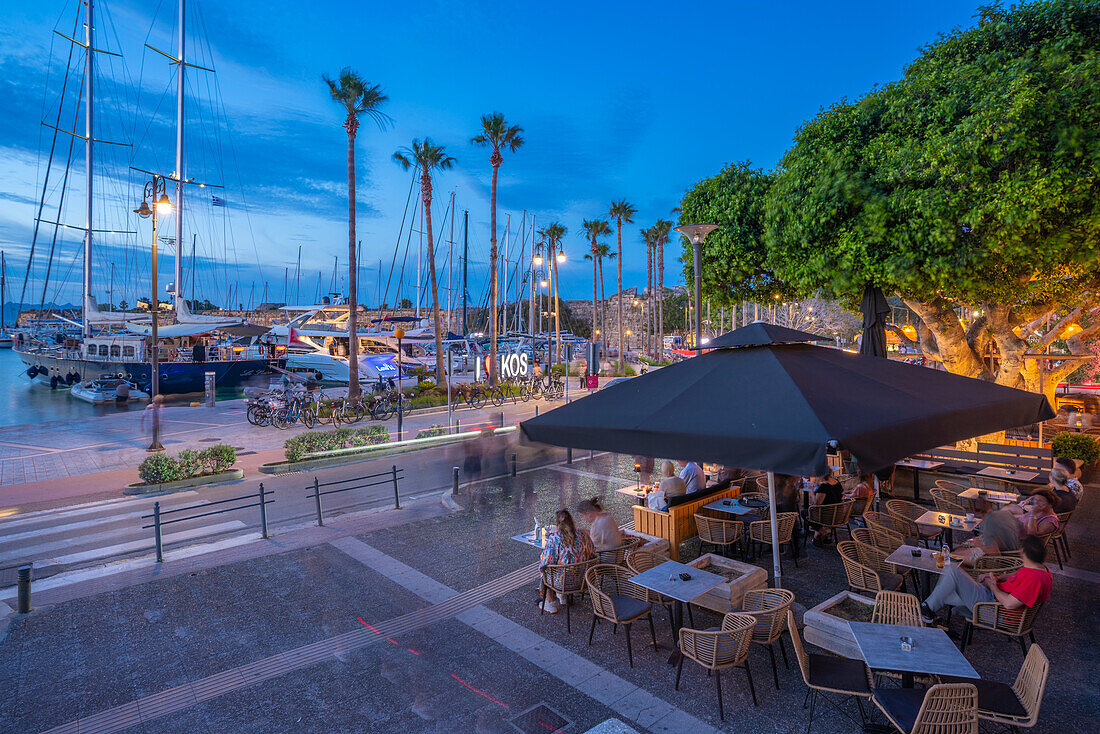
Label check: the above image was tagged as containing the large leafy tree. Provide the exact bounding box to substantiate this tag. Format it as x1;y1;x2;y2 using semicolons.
394;139;455;384
609;200;637;369
472;113;524;385
323;68;389;400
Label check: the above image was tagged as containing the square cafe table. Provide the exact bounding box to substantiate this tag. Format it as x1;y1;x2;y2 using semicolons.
615;484;649;505
896;459;944;501
511;530;543;548
849;621;979;687
958;487;1019;505
916;510;979;546
629;560;726;664
703;497;760;516
885;544;951;599
976;466;1040;483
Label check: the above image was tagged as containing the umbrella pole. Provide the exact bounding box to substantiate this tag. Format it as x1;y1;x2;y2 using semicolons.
767;471;782;588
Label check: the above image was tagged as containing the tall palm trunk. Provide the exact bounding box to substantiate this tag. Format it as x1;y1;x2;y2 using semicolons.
599;256;608;365
488;152;502;385
345;115;360;400
615;219;623;371
421;173;445;384
657;238;665;360
552;240;562;365
646;239;653;360
591;240;598;348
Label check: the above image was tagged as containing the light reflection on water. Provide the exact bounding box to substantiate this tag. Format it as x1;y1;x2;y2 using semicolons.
0;349;257;427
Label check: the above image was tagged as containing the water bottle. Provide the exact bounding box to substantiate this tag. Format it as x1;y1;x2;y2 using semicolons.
942;542;950;566
533;516;540;542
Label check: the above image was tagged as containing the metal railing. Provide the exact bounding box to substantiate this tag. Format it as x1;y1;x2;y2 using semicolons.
307;465;404;526
141;484;273;563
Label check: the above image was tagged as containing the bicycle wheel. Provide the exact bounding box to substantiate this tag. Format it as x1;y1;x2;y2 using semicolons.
345;401;364;424
246;403;264;426
490;387;505;407
271;407;289;429
300;402;316;429
330;400;345;426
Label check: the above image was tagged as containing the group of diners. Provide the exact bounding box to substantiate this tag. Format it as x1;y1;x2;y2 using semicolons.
536;497;623;614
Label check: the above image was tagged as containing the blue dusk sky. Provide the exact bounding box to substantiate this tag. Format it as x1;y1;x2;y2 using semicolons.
0;0;986;310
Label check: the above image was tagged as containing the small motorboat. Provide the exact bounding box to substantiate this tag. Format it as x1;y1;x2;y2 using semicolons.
0;334;12;349
70;375;150;405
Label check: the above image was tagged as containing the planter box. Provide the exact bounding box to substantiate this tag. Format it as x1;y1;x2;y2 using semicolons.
125;468;244;495
625;529;669;559
686;553;768;614
802;590;875;658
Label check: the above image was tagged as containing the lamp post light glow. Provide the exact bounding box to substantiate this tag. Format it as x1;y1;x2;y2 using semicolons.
134;174;172;452
674;223;718;356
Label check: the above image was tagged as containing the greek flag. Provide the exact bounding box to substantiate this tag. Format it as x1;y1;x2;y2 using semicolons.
211;195;226;207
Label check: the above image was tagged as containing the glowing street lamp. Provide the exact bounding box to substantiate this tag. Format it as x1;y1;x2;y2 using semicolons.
674;223;718;357
134;174;172;452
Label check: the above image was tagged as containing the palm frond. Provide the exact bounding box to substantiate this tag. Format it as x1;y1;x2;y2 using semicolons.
609;199;637;223
472;112;524;153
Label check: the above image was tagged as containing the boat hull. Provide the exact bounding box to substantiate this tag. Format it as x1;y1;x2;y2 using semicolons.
15;349;282;394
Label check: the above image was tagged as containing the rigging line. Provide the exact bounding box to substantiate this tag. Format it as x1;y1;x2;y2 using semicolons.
20;7;82;316
47;246;82;311
38;56;86;319
394;191;420;312
381;164;418;312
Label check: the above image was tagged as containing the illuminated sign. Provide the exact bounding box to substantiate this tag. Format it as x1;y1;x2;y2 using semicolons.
475;351;530;381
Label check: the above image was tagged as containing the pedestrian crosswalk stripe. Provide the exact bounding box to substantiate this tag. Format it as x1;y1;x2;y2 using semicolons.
51;521;247;565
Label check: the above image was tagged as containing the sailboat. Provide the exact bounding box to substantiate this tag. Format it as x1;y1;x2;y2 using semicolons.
14;0;282;393
0;252;11;349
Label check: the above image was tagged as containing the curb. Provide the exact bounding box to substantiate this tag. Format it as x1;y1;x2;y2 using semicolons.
124;469;245;495
258;430;500;474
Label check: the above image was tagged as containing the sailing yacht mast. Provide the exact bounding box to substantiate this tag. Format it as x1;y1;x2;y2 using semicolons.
82;0;95;336
173;0;185;313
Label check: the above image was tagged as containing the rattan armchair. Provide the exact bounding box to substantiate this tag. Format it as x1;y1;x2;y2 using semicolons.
963;554;1022;581
961;599;1045;657
541;558;596;633
970;475;1013;493
1049;510;1073;570
807;499;856;543
749;512;799;573
873;683;979;734
596;534;643;566
676;612;758;719
865;510;906;537
872;591;924;627
931;489;967;516
739;491;771;522
851;526;872;545
868;523;907;554
741;588;795;690
934;479;969;495
584;564;656;668
941;644;1049;730
838;540;904;596
788;610;872;732
887;499;943;546
694;513;744;557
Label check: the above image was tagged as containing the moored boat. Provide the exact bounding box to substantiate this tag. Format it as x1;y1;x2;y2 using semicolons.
70;375;150;404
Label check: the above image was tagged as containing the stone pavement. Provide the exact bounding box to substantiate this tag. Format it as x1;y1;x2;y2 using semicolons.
1;453;1097;733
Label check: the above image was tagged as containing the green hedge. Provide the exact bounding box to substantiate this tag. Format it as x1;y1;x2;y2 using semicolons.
137;444;237;485
415;424;447;439
1051;432;1100;465
283;425;390;462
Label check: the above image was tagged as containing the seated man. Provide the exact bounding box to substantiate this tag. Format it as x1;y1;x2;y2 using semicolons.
678;459;704;493
920;535;1052;624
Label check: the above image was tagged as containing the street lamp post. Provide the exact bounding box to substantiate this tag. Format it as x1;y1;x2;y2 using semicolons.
674;224;718;357
395;327;405;440
134;175;172;451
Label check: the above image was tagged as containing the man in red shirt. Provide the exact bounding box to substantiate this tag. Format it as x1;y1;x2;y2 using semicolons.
921;535;1052;624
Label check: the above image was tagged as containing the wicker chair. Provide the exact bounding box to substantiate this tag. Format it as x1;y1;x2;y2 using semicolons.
961;599;1045;657
872;591;924;627
540;558;596;633
1048;510;1073;570
807;500;855;544
887;499;943;546
930;488;968;516
941;644;1050;730
838;540;904;596
625;550;686;632
963;554;1023;581
934;479;969;495
970;475;1013;493
851;526;872;545
873;683;979;734
787;610;872;732
868;523;907;555
596;535;643;566
694;513;744;557
741;588;795;690
755;475;771;492
749;513;799;573
865;510;906;537
584;564;656;667
676;612;758;719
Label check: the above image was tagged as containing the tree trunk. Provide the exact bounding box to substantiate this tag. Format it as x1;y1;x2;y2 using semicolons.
599;257;608;370
616;218;624;372
488;153;501;385
657;238;665;361
646;239;653;360
591;240;598;349
422;173;445;385
345;118;360;400
552;236;562;365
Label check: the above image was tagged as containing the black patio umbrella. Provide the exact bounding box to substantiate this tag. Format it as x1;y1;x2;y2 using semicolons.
859;284;891;358
521;325;1053;583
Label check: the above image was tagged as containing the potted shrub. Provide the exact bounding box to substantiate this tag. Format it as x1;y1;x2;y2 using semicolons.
1050;432;1100;482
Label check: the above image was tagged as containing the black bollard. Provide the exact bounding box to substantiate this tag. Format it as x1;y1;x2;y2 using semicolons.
452;466;460;495
16;566;30;613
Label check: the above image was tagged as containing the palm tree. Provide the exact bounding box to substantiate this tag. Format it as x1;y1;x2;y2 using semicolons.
584;243;616;344
608;200;636;371
472;113;524;385
393;139;455;385
323;68;389;400
542;222;567;364
652;219;672;361
641;226;655;359
582;219;612;353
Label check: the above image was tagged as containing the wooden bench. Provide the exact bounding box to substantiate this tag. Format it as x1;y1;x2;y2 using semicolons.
632;484;742;561
910;442;1053;484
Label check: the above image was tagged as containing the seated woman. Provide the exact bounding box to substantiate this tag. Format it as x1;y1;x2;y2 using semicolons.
538;510;596;614
844;472;875;503
1047;465;1079;512
921;535;1052;624
648;461;686;511
1005;488;1060;540
957;506;1020;567
576;497;623;551
810;468;844;545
